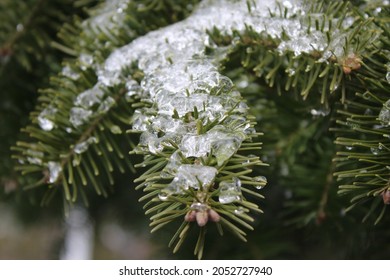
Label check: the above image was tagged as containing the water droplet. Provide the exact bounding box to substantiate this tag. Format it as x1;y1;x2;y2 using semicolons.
286;68;296;76
234;206;245;215
345;146;353;151
310;108;330;117
48;161;62;183
190;202;208;211
253;175;267;189
371;147;379;155
158;190;170;201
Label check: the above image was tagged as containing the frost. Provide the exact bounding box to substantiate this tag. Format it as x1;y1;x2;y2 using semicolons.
219;177;242;204
74;137;98;154
38;106;57;131
379;99;390;126
70;107;93;128
48;161;62;183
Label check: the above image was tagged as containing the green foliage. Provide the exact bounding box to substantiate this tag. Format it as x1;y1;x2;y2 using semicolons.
4;0;390;259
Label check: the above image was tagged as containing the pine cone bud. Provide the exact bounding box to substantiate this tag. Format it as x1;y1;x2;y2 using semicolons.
208;209;220;222
382;190;390;205
196;211;209;227
184;210;196;222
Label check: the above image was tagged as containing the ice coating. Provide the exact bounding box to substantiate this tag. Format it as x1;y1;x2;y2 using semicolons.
48;161;62;183
38;106;57;131
74;137;98;154
168;165;218;191
379;99;390;127
64;0;359;200
219;177;242;204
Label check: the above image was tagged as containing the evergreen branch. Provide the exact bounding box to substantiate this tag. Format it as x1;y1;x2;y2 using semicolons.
12;0;200;207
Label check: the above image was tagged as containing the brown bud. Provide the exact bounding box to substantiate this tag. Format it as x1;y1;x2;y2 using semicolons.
196;211;208;227
208;209;220;222
184;210;196;222
341;53;361;75
382;190;390;205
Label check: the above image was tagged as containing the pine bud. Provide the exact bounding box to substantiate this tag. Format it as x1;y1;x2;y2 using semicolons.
196;211;208;227
184;210;196;222
382;190;390;205
208;209;220;222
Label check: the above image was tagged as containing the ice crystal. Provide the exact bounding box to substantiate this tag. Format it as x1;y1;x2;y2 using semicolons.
379;99;390;127
74;137;98;154
69;107;93;128
219;177;242;204
48;161;62;183
38;106;57;131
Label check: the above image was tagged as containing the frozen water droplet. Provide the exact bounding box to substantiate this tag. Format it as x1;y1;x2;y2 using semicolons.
218;178;242;204
310;108;330;117
76;87;104;108
62;65;80;80
158;190;170;201
253;175;267;189
386;72;390;84
69;107;93;128
371;147;380;155
345;146;353;151
74;137;98;154
48;161;62;183
379;99;390;127
38;106;57;131
234;206;245;215
190;202;208;211
286;68;296;76
79;54;94;70
98;96;116;113
26;149;44;165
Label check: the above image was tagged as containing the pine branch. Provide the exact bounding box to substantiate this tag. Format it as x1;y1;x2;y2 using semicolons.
12;0;200;208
